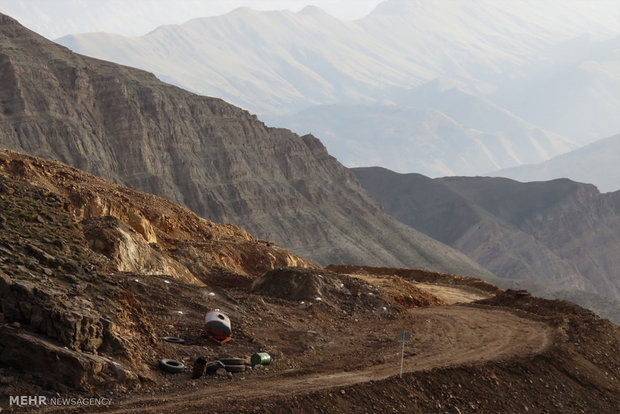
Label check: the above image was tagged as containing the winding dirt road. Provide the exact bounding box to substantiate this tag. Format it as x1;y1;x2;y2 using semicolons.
52;304;552;413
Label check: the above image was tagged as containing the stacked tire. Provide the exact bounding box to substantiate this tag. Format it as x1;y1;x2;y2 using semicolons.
205;360;225;373
219;357;246;373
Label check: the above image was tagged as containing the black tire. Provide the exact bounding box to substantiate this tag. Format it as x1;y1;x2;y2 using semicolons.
224;364;246;373
205;360;225;374
219;357;244;365
162;336;185;344
159;359;185;373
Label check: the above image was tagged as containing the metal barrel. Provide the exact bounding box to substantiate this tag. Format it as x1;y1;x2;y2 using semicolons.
251;352;271;366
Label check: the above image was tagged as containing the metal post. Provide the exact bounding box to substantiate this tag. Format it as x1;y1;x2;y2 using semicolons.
398;331;411;379
400;340;405;378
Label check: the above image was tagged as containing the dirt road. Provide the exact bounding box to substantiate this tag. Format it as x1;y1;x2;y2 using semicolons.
50;304;551;413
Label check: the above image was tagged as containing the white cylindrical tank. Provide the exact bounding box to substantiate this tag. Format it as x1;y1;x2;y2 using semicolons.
204;309;232;343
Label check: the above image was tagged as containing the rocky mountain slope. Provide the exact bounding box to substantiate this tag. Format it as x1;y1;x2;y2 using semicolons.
0;148;313;392
492;133;620;193
0;151;618;412
353;167;620;321
0;13;492;278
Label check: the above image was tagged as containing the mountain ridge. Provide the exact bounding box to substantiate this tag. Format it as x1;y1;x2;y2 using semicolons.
353;166;620;319
55;0;620;116
0;12;492;279
268;81;575;176
52;0;618;177
491;133;620;193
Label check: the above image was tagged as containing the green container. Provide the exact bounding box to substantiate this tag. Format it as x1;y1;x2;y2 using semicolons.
251;352;271;366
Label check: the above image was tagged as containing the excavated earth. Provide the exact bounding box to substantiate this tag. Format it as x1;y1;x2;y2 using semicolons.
0;151;618;413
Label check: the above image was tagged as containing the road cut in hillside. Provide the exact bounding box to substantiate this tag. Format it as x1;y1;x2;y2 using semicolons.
50;304;551;414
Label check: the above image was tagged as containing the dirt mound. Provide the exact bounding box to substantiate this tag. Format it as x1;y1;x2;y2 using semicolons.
252;267;346;301
375;276;445;308
328;264;500;294
347;273;445;308
251;267;385;314
251;267;444;315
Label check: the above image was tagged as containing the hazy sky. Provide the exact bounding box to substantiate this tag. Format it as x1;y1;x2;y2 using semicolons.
0;0;384;39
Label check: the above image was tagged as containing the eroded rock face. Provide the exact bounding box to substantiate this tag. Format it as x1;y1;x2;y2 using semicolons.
70;190;159;244
0;13;492;279
0;326;138;391
82;216;198;284
0;274;103;352
0;269;143;392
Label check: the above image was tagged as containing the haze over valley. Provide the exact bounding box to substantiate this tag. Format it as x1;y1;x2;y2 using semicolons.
40;0;620;179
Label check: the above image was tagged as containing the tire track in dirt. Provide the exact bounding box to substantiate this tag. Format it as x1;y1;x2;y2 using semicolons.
57;305;552;413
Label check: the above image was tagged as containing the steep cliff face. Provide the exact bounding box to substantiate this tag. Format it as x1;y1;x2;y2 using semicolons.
353;167;620;305
0;13;492;277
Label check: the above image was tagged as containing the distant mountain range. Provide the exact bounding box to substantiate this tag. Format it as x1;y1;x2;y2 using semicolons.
0;12;492;279
53;0;619;176
55;0;619;116
491;134;620;193
353;166;620;318
267;80;574;176
493;35;620;145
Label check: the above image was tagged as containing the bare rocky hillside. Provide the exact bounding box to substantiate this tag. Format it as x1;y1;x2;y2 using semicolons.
353;166;620;322
0;148;313;393
0;13;491;278
492;133;620;193
0;150;618;414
